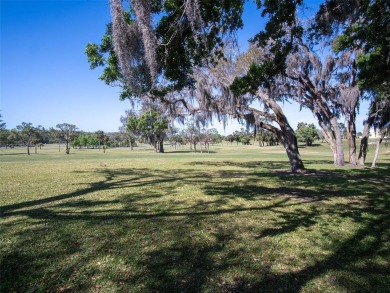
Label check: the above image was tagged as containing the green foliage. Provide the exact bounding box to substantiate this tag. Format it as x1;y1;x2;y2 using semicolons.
85;23;139;100
0;129;9;147
295;123;320;146
312;0;390;96
86;0;245;100
230;62;271;95
0;114;6;129
95;130;110;148
204;128;223;144
72;133;105;149
250;0;303;75
155;0;245;90
224;129;253;145
126;111;168;149
0;115;9;147
14;122;42;155
56;123;78;154
256;129;279;146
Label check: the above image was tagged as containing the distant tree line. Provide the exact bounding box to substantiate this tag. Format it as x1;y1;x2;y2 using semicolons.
0;114;227;155
1;113;348;156
0;116;124;155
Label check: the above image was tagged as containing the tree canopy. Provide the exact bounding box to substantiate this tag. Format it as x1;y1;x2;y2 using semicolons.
311;0;390;97
296;123;320;146
86;0;389;169
127;110;169;152
56;123;78;154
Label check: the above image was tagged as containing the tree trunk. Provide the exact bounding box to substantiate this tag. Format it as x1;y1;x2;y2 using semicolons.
159;139;164;153
346;120;357;165
279;131;301;172
346;109;357;165
330;118;345;166
27;143;30;155
154;139;158;152
65;141;70;154
358;122;371;165
358;103;376;165
260;94;305;172
371;138;382;168
261;122;305;173
283;128;305;172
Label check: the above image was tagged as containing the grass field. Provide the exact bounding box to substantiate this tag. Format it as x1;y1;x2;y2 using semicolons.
1;142;389;292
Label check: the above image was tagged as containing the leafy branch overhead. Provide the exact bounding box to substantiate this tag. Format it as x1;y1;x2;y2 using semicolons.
86;0;245;100
86;0;389;170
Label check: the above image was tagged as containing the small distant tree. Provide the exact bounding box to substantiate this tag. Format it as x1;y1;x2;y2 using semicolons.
0;129;10;148
48;128;62;152
205;128;222;145
256;129;279;147
339;123;347;139
166;126;182;149
127;111;168;153
224;134;234;145
231;131;241;145
126;115;139;150
102;135;110;152
95;130;105;150
88;134;99;149
6;131;19;148
121;110;139;150
256;129;267;147
56;123;78;154
0;114;9;148
238;129;251;145
183;121;201;152
32;125;45;154
107;132;125;147
77;134;88;148
296;123;320;146
0;114;6;130
15;122;40;155
358;97;390;165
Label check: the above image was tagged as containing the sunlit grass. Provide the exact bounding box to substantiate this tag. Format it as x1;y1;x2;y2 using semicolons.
1;142;389;292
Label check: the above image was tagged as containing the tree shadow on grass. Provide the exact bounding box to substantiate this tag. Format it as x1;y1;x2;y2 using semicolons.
242;214;390;292
1;161;389;292
188;160;290;170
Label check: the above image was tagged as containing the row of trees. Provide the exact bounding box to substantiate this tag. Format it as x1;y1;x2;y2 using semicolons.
86;0;389;172
0;114;247;155
0;121;78;155
72;132;110;151
1;114;334;156
0;118;115;155
121;109;227;153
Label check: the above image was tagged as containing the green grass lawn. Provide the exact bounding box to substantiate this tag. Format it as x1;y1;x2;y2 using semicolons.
1;143;389;292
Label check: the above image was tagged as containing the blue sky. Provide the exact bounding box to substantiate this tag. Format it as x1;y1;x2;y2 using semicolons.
1;0;369;133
